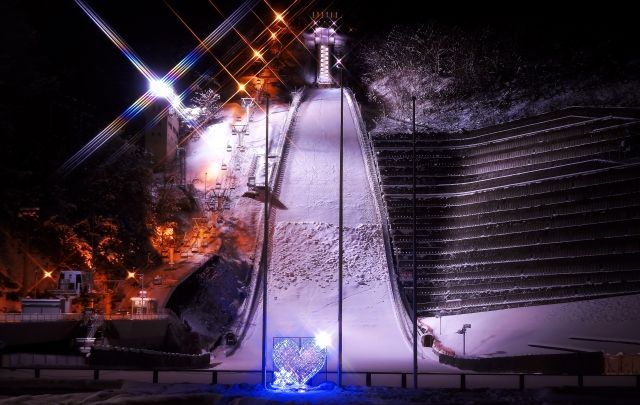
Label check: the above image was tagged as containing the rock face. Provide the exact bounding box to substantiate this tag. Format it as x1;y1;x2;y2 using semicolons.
166;255;251;348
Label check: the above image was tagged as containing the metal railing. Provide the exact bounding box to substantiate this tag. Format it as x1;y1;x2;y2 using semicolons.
102;313;169;321
0;313;83;323
1;366;638;390
231;89;304;354
0;312;171;323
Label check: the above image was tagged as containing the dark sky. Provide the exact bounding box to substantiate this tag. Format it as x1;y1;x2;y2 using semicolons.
4;0;637;110
1;0;637;157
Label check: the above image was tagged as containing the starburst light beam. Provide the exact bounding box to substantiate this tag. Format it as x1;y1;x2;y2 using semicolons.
59;0;259;176
74;0;159;83
104;69;214;166
162;0;260;87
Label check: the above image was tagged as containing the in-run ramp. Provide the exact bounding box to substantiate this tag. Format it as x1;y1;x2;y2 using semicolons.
220;88;446;373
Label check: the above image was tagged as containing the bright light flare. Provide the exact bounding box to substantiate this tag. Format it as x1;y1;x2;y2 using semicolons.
149;79;176;99
314;331;331;349
253;49;263;59
275;12;284;22
59;0;259;176
43;270;54;279
127;271;137;279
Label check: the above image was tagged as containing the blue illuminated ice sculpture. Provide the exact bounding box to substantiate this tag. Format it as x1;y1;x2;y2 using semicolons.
271;336;328;389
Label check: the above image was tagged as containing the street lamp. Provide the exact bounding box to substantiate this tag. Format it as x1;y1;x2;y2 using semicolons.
456;323;471;356
435;311;444;335
127;270;147;316
261;93;270;387
411;95;418;389
149;79;175;99
33;269;54;299
337;62;344;388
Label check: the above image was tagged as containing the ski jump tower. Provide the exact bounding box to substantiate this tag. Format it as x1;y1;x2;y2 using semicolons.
305;12;346;87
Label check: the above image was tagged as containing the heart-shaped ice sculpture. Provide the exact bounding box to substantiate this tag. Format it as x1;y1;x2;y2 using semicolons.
272;337;326;388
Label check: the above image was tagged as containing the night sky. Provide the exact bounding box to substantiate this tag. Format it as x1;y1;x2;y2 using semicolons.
0;0;637;175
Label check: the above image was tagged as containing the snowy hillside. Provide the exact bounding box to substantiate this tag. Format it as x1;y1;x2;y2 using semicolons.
220;88;451;373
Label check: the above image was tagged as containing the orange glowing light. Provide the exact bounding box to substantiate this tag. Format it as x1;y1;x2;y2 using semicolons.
238;83;246;92
275;12;284;22
43;270;53;279
253;49;263;59
127;271;137;279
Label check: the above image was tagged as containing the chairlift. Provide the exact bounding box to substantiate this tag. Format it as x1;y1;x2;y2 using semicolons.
215;182;222;190
226;144;232;152
221;163;228;171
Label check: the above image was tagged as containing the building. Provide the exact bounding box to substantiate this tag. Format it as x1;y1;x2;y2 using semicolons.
143;99;179;170
21;298;64;314
48;269;93;313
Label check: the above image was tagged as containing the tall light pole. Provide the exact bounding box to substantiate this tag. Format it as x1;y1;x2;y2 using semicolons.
338;64;344;388
412;96;418;389
261;93;270;387
457;324;471;355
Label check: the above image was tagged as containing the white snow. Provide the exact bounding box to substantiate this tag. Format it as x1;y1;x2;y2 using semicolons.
422;294;640;358
184;88;640;377
221;89;451;372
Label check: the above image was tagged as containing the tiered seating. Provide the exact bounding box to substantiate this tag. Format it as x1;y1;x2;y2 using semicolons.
371;107;640;316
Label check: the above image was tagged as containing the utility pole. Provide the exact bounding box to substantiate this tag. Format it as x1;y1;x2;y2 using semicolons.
261;94;270;387
338;65;344;388
457;324;471;356
412;96;418;389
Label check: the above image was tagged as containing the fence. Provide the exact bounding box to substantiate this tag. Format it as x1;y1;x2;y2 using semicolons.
1;366;639;390
0;313;82;323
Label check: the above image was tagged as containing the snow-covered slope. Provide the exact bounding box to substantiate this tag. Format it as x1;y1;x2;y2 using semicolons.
423;294;640;358
222;89;450;372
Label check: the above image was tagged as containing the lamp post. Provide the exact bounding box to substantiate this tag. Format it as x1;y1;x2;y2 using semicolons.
338;63;344;388
436;311;443;335
412;96;418;389
126;269;146;316
457;324;471;356
261;93;270;387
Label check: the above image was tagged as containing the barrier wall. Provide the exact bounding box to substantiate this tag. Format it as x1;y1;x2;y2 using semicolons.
372;107;640;315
